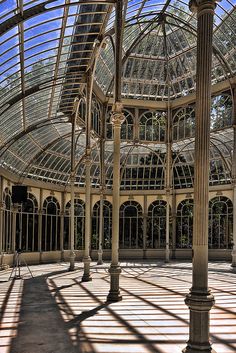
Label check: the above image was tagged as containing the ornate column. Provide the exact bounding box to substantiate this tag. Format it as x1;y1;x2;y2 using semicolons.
97;189;104;265
171;190;177;259
60;192;65;261
107;104;124;302
106;0;125;303
69;108;76;271
97;105;106;265
142;195;148;259
12;205;18;253
165;190;171;262
0;176;3;254
38;188;43;263
183;1;217;352
69;174;76;270
82;155;92;280
82;71;93;281
231;86;236;266
163;18;172;263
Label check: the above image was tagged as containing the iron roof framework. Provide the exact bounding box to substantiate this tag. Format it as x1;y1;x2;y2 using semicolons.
0;0;235;189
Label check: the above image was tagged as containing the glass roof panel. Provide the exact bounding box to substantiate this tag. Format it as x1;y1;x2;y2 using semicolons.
0;0;235;187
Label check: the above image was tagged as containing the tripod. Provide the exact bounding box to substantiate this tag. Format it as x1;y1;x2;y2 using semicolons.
9;250;33;280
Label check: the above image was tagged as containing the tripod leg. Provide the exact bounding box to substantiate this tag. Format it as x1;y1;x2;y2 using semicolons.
22;258;33;278
17;256;21;278
8;254;17;280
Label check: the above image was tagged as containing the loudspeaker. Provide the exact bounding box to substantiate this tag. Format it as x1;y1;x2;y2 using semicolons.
12;185;28;204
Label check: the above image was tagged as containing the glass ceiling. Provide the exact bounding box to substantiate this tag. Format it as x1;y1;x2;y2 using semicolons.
0;0;235;189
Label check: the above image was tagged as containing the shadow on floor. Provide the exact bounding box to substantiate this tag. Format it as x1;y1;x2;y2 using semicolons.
9;269;81;353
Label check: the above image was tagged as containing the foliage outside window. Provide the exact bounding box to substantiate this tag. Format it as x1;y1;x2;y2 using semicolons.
139;110;166;142
91;96;102;135
16;193;38;252
91;200;112;250
119;201;143;249
209;196;233;249
64;199;85;250
121;149;165;190
147;200;167;249
210;94;232;130
106;109;134;140
176;199;193;248
42;196;60;251
173;106;195;141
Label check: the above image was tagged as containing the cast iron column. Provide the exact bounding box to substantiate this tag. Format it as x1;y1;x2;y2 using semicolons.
231;86;236;266
0;176;3;254
107;104;124;302
69;109;76;271
184;1;217;352
106;0;125;302
82;71;93;281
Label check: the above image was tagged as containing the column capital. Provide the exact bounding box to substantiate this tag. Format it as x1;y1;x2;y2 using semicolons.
111;102;125;126
189;0;217;14
70;170;76;179
99;186;105;195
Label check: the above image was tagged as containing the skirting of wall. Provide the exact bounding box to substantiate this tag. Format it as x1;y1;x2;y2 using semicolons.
0;248;232;268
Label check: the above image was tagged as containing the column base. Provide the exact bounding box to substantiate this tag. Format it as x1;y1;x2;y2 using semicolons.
39;251;43;264
231;249;236;267
165;248;170;263
106;264;122;302
61;249;65;262
183;346;216;353
184;291;215;353
97;249;103;265
82;256;92;282
68;250;76;271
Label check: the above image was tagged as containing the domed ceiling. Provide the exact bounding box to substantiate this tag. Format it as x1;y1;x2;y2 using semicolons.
0;0;235;188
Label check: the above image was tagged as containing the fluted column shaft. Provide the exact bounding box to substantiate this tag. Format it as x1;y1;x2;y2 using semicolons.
231;86;236;266
107;0;124;302
232;184;236;266
184;1;216;352
143;195;147;259
97;190;104;264
165;190;171;262
0;176;3;254
82;156;92;280
82;71;93;281
171;191;177;258
107;106;124;302
12;205;17;252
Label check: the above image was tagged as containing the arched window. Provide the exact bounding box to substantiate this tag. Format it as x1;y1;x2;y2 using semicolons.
64;199;85;250
92;200;112;250
209;196;233;249
139;110;166;142
2;188;12;252
119;201;143;249
121;148;165;190
16;193;38;252
106;109;134;140
42;196;60;251
211;93;232;130
173;106;195;141
176;199;194;248
91;96;102;135
147;200;167;249
78;97;86;123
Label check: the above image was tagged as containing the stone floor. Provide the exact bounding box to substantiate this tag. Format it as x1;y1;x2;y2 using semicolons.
0;260;236;353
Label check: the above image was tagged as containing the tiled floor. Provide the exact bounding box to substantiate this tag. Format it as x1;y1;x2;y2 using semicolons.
0;260;236;353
